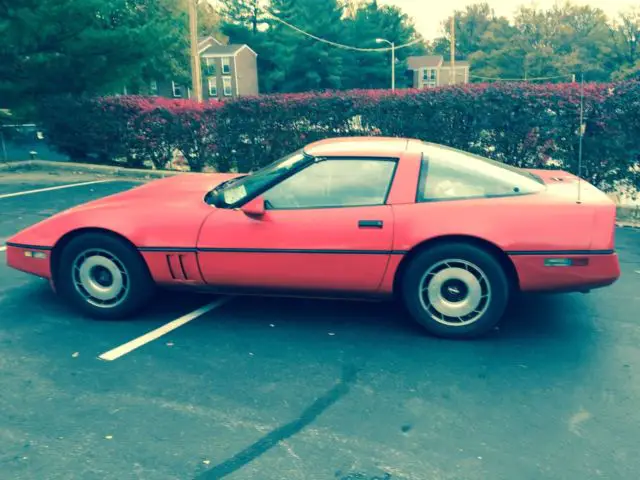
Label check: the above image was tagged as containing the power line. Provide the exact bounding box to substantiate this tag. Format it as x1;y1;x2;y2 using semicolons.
217;3;423;52
265;11;423;52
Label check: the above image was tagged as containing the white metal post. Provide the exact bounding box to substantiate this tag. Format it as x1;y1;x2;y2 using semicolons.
391;42;395;91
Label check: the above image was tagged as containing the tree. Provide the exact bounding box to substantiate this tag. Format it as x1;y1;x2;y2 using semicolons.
433;3;498;60
612;7;640;80
218;0;267;35
466;19;523;80
0;0;188;112
342;0;425;90
264;0;347;92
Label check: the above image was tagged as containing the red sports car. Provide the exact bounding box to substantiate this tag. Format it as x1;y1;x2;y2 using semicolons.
5;137;620;338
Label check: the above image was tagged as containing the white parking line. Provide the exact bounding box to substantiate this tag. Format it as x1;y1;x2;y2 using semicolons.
98;297;233;361
0;179;113;200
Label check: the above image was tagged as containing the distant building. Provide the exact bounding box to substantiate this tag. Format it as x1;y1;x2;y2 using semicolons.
406;55;470;88
152;36;259;100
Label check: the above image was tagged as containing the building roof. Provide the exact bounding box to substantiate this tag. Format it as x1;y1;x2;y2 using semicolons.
198;35;222;49
303;136;412;158
407;55;470;70
407;55;443;70
200;44;257;57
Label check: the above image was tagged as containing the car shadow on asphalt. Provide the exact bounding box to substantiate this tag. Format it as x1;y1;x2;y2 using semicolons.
6;277;588;344
168;290;585;343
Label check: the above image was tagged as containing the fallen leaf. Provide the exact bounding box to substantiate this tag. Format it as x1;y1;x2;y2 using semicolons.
328;332;335;336
269;324;275;327
72;352;79;358
166;342;174;347
249;352;254;356
203;460;210;465
105;435;113;440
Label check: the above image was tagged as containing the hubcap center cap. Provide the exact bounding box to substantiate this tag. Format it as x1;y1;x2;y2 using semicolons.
91;266;113;287
441;279;468;302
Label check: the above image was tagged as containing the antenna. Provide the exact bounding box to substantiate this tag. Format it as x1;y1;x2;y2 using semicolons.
577;72;585;204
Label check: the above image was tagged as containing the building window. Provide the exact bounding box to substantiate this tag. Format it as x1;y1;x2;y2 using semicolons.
204;58;216;76
171;81;183;97
222;76;232;96
221;57;231;74
422;68;437;88
208;77;217;96
149;80;158;95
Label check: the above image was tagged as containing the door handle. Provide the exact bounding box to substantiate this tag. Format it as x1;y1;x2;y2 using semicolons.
358;220;384;229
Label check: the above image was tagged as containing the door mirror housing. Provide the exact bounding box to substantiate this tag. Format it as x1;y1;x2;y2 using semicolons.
240;196;265;217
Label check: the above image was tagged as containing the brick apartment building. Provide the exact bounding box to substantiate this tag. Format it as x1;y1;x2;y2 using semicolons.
151;36;259;100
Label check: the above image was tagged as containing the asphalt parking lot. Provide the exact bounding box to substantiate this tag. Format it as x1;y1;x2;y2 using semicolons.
1;173;640;480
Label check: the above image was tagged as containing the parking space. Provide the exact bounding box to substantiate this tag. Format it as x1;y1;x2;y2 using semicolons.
1;173;640;480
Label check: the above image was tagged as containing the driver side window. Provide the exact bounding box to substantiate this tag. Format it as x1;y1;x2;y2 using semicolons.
263;158;396;209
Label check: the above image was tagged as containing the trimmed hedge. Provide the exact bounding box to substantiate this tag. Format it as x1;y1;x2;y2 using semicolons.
38;81;640;191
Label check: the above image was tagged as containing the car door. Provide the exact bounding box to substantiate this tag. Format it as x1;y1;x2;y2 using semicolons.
196;157;398;293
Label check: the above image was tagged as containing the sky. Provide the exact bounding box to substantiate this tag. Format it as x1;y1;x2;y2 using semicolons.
378;0;638;40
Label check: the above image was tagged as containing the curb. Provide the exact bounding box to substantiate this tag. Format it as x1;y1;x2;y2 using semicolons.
617;205;640;227
0;160;185;180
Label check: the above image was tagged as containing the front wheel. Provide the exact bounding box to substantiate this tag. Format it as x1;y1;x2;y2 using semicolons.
56;233;155;319
401;243;510;339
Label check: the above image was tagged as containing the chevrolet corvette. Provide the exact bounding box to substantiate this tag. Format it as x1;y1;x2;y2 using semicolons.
5;137;621;338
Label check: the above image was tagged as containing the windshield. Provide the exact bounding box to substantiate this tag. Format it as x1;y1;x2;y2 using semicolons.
209;149;313;207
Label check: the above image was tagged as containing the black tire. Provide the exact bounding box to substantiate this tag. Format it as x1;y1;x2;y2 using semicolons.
56;233;155;319
401;243;509;339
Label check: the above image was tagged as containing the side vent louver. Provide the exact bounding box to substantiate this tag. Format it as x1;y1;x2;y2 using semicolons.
166;254;176;279
178;255;188;279
166;254;189;280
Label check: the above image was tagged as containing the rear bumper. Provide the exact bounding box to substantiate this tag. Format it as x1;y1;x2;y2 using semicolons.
5;244;53;279
511;252;621;293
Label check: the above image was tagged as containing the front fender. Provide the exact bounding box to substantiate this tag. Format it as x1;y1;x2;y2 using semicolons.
7;200;214;250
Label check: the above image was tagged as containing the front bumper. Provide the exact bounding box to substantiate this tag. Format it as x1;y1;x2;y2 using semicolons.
6;244;53;279
511;252;621;293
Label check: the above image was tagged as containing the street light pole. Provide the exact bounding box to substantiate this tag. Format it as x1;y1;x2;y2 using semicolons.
391;42;395;91
376;38;395;91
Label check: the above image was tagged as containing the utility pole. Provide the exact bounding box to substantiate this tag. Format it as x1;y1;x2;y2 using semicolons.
189;0;203;102
450;16;456;85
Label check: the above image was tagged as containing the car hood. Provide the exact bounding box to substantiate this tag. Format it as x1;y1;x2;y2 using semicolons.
5;172;243;249
69;172;241;211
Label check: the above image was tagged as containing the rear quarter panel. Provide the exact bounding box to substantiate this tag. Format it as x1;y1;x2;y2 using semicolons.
391;194;599;253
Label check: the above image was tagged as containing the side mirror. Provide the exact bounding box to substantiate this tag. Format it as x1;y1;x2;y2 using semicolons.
240;196;265;217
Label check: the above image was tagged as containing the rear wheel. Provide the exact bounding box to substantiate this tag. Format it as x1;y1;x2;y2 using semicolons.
56;233;155;319
401;243;509;339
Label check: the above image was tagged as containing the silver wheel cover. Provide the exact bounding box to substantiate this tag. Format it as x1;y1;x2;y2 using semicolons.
72;248;129;308
419;259;491;327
